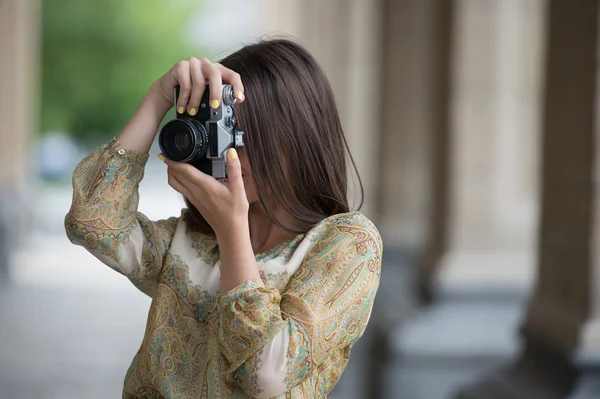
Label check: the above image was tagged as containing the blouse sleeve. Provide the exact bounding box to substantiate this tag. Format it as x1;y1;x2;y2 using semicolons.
216;216;382;398
64;138;181;297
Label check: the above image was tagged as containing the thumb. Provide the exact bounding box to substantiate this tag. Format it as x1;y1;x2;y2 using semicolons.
226;148;244;195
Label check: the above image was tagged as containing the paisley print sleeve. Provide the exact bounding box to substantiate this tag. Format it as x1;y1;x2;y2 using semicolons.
217;215;382;398
64;138;181;297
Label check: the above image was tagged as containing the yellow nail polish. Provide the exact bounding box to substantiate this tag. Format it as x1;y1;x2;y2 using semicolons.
177;106;185;114
189;108;197;116
228;148;238;159
157;153;166;162
237;91;245;101
210;99;219;109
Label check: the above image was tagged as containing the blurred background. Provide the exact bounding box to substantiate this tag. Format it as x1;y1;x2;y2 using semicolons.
1;0;599;398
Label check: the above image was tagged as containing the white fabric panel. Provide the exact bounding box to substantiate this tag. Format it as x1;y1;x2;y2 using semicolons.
254;325;290;398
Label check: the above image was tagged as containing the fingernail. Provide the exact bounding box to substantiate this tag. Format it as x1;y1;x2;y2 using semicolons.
227;148;238;160
157;153;166;162
210;99;219;109
177;106;185;114
237;91;245;101
189;108;197;116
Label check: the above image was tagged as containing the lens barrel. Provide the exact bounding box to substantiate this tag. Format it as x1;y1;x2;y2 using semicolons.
158;119;208;162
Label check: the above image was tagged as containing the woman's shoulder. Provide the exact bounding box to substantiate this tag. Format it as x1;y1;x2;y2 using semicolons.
315;211;379;230
306;211;382;247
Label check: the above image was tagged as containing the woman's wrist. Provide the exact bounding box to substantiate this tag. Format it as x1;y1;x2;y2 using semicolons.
215;217;250;248
115;85;172;154
217;221;260;295
147;80;174;115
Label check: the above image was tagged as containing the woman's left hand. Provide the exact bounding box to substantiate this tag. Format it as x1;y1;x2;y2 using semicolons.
159;148;249;237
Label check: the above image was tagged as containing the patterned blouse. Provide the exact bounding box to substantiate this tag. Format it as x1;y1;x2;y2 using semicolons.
64;139;382;399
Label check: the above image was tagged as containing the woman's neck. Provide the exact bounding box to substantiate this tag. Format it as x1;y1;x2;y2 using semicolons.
247;203;299;255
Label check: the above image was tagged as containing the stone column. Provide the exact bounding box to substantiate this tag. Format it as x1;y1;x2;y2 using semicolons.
0;0;39;280
434;0;545;297
367;2;456;397
456;0;600;397
376;0;453;251
376;0;454;302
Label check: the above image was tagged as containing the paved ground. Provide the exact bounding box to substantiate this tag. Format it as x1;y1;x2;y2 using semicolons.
0;282;150;399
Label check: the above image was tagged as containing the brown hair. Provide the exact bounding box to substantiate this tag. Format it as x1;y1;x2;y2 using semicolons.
185;38;363;234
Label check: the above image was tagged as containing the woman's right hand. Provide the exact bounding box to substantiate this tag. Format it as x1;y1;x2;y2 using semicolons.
117;57;245;154
152;57;246;116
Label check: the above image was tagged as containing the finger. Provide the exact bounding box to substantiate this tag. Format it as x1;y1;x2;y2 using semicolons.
158;153;190;171
172;61;192;114
161;154;215;189
159;153;192;182
215;63;245;102
157;153;174;166
159;153;223;197
176;163;216;190
187;57;206;116
167;169;191;198
226;148;245;195
175;167;231;204
170;168;198;191
159;153;194;180
200;57;223;109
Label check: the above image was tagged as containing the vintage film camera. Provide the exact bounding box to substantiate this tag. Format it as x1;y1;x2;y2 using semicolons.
158;84;244;179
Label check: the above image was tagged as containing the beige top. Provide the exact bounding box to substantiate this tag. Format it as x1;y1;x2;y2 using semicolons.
65;138;382;398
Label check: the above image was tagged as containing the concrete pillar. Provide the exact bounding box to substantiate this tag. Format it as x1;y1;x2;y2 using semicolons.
371;3;455;398
0;0;39;280
371;0;455;305
0;0;37;186
377;0;452;254
523;0;598;358
456;0;600;397
435;0;545;296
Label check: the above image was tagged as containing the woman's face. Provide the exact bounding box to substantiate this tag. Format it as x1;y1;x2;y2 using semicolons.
236;147;259;205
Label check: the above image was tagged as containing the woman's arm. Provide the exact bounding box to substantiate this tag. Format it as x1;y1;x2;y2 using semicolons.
118;57;245;154
64;79;173;296
116;82;171;154
64;73;177;295
216;213;382;398
64;138;183;297
65;57;246;295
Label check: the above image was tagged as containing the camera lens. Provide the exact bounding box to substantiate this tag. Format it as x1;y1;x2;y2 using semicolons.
158;119;208;162
173;131;191;152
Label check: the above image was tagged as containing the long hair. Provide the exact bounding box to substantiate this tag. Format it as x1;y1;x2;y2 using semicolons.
184;38;363;234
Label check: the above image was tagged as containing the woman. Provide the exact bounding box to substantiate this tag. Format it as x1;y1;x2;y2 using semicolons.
65;38;382;399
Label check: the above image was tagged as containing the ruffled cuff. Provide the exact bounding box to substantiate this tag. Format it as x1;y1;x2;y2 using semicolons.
217;278;286;372
68;137;150;230
218;278;266;306
107;137;150;167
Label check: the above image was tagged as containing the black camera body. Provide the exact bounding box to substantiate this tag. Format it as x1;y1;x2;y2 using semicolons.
158;85;244;179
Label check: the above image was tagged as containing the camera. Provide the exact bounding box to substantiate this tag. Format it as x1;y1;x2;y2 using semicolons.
158;85;244;179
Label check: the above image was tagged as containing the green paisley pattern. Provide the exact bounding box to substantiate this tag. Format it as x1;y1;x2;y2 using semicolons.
65;139;383;398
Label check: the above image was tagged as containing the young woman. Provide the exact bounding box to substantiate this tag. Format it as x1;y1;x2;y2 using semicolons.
65;38;382;399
